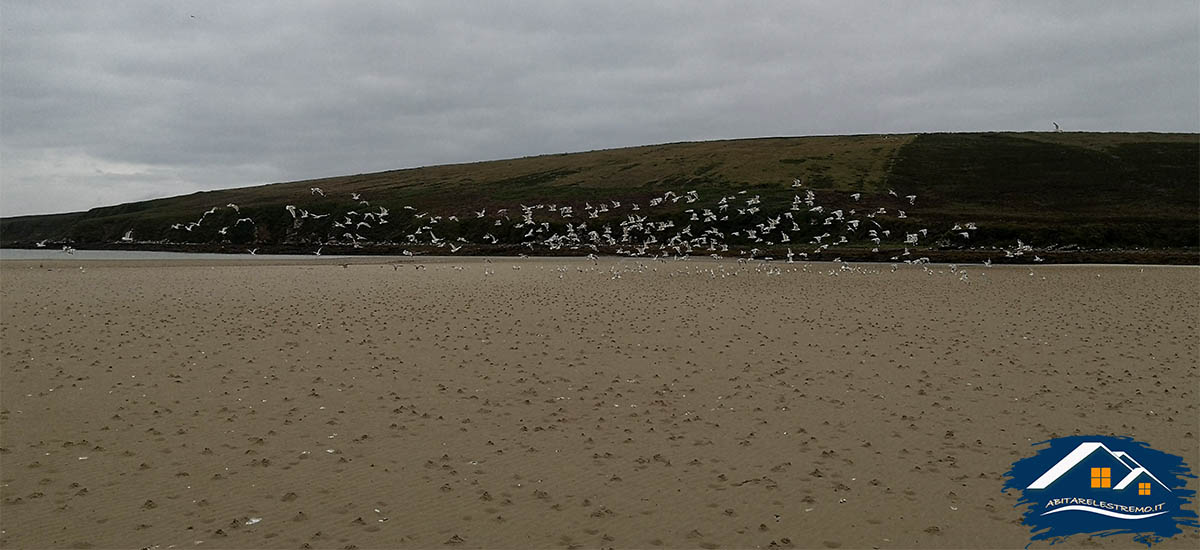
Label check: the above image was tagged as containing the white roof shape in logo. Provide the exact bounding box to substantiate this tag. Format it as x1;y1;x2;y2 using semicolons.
1026;442;1171;491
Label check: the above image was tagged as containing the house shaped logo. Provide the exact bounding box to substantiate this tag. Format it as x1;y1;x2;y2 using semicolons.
1025;441;1172;519
1003;435;1197;545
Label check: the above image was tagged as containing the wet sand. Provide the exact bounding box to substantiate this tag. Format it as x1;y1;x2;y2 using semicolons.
1;258;1197;549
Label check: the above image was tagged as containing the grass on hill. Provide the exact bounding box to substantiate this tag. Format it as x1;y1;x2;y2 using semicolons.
1;132;1196;257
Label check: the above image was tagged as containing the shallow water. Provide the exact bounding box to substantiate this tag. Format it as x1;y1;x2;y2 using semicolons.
0;248;359;261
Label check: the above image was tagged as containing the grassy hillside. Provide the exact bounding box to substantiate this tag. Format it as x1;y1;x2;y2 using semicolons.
2;132;1196;261
886;133;1198;249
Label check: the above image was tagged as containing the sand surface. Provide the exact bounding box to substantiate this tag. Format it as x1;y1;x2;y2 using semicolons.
1;258;1197;549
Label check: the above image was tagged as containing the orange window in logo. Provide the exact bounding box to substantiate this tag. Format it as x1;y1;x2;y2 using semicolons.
1090;467;1111;488
1139;482;1151;495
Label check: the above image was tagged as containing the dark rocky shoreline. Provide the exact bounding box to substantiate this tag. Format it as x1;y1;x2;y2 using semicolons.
6;242;1196;265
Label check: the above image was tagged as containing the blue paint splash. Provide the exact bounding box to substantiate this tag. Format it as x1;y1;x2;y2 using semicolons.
1002;435;1198;546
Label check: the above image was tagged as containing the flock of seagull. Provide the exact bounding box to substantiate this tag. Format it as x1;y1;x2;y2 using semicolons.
150;179;1000;259
46;177;1042;271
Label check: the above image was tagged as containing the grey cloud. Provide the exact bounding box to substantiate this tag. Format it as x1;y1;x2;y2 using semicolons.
2;0;1196;216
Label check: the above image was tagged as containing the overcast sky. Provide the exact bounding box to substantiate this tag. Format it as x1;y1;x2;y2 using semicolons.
1;1;1196;217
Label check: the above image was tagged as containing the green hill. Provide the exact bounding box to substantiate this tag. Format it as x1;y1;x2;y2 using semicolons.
2;132;1197;262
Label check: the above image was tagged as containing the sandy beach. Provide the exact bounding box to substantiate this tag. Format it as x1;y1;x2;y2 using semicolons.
1;258;1196;549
